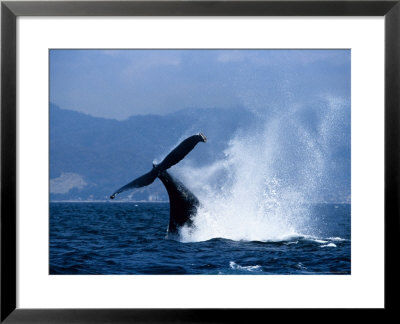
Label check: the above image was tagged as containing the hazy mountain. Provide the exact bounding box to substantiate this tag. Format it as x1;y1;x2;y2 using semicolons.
50;103;256;201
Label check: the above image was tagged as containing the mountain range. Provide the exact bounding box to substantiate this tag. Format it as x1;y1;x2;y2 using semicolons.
50;103;256;201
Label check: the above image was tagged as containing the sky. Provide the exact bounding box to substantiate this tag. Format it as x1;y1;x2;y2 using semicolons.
50;49;350;120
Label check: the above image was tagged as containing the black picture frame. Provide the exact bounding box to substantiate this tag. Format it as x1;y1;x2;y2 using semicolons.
1;0;399;322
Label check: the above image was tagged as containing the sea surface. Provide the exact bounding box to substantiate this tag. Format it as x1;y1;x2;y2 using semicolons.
50;202;351;275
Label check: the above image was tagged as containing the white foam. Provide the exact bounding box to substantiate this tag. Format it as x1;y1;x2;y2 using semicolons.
313;239;329;244
328;237;347;241
229;261;262;272
296;262;307;270
284;241;299;245
321;243;337;248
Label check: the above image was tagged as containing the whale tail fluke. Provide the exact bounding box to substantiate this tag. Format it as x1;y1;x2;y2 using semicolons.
157;133;206;170
110;133;206;199
110;168;158;199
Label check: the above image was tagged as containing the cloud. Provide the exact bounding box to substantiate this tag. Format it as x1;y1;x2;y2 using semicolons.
50;172;87;194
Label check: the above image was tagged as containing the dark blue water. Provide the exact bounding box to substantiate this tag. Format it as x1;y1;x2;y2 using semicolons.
50;202;350;275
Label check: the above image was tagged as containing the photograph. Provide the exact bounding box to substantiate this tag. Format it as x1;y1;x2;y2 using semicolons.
49;49;351;275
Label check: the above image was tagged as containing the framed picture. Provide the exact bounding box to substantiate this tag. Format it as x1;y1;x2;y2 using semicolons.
1;0;399;321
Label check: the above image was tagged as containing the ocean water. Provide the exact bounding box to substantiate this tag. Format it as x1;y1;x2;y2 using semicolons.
50;202;350;275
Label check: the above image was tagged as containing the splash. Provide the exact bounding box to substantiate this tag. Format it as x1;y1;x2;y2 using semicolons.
176;96;349;243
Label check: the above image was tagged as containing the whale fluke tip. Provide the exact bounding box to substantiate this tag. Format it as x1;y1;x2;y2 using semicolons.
199;133;207;142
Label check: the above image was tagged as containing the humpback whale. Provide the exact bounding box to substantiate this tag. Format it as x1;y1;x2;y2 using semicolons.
110;133;207;235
